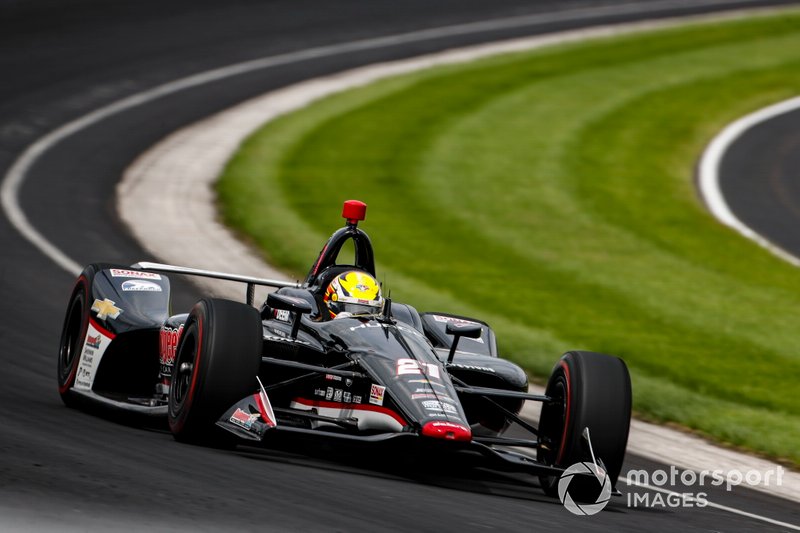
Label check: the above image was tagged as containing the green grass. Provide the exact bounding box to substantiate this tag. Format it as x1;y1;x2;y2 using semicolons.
218;10;800;465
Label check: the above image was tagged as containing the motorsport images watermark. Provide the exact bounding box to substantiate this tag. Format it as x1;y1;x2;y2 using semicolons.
626;465;786;509
558;463;786;515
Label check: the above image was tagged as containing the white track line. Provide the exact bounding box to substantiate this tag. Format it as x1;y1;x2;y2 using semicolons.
698;95;800;266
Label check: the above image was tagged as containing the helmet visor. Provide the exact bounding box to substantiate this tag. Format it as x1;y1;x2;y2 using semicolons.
333;296;383;316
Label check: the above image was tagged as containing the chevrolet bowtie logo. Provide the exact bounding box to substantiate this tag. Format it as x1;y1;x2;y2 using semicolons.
92;298;122;320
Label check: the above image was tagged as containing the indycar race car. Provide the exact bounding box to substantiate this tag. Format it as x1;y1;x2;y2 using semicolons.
57;200;632;496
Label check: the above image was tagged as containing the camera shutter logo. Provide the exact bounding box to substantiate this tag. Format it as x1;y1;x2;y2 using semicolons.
558;462;612;516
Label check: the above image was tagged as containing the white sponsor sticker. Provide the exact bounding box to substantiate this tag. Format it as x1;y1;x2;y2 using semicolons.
74;323;113;391
109;269;161;280
121;280;162;292
422;400;457;414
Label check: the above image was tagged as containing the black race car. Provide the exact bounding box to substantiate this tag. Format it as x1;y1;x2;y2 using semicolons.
57;200;632;496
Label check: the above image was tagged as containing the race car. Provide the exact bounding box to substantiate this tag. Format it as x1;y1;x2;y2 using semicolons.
57;200;632;496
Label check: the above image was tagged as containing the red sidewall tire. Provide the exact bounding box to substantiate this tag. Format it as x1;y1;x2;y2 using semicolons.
538;351;632;495
168;298;262;443
57;277;90;403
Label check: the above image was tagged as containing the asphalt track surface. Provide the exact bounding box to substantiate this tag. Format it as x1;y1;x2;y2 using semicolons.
1;0;799;531
719;108;800;255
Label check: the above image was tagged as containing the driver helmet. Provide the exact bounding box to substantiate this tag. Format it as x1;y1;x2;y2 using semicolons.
323;271;383;319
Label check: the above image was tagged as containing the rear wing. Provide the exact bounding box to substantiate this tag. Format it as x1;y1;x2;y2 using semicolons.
132;261;300;306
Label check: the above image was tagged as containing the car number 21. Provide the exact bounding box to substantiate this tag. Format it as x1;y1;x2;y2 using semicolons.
397;358;440;379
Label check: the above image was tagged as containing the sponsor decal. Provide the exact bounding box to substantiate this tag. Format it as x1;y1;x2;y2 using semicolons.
121;280;162;292
422;400;457;414
412;392;456;402
159;324;184;377
325;387;334;401
345;378;353;387
229;408;260;430
397;358;441;379
74;322;113;391
109;269;161;280
325;374;342;382
343;391;352;403
412;393;440;400
274;309;291;322
414;387;435;394
408;379;446;388
333;389;343;402
412;394;457;403
369;384;385;406
347;321;426;339
352;395;362;404
449;363;496;373
86;334;101;349
264;335;310;346
314;388;327;397
91;298;122;320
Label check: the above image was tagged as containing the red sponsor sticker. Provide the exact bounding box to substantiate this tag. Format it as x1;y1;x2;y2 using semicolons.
369;384;385;406
159;324;184;376
230;408;259;430
86;334;101;349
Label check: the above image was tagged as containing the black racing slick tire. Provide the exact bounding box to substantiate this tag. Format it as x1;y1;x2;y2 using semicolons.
168;298;262;444
537;351;631;497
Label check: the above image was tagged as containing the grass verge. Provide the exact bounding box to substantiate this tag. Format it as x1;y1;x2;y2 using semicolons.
218;10;800;465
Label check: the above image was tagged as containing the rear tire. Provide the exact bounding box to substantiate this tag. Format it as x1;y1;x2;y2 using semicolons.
537;351;631;497
168;298;262;444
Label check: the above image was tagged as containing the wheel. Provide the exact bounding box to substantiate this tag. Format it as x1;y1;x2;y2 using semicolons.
168;298;262;444
57;263;121;407
57;277;90;407
537;351;631;497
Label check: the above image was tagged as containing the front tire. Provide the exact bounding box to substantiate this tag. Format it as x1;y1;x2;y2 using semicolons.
168;298;262;443
537;351;631;496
